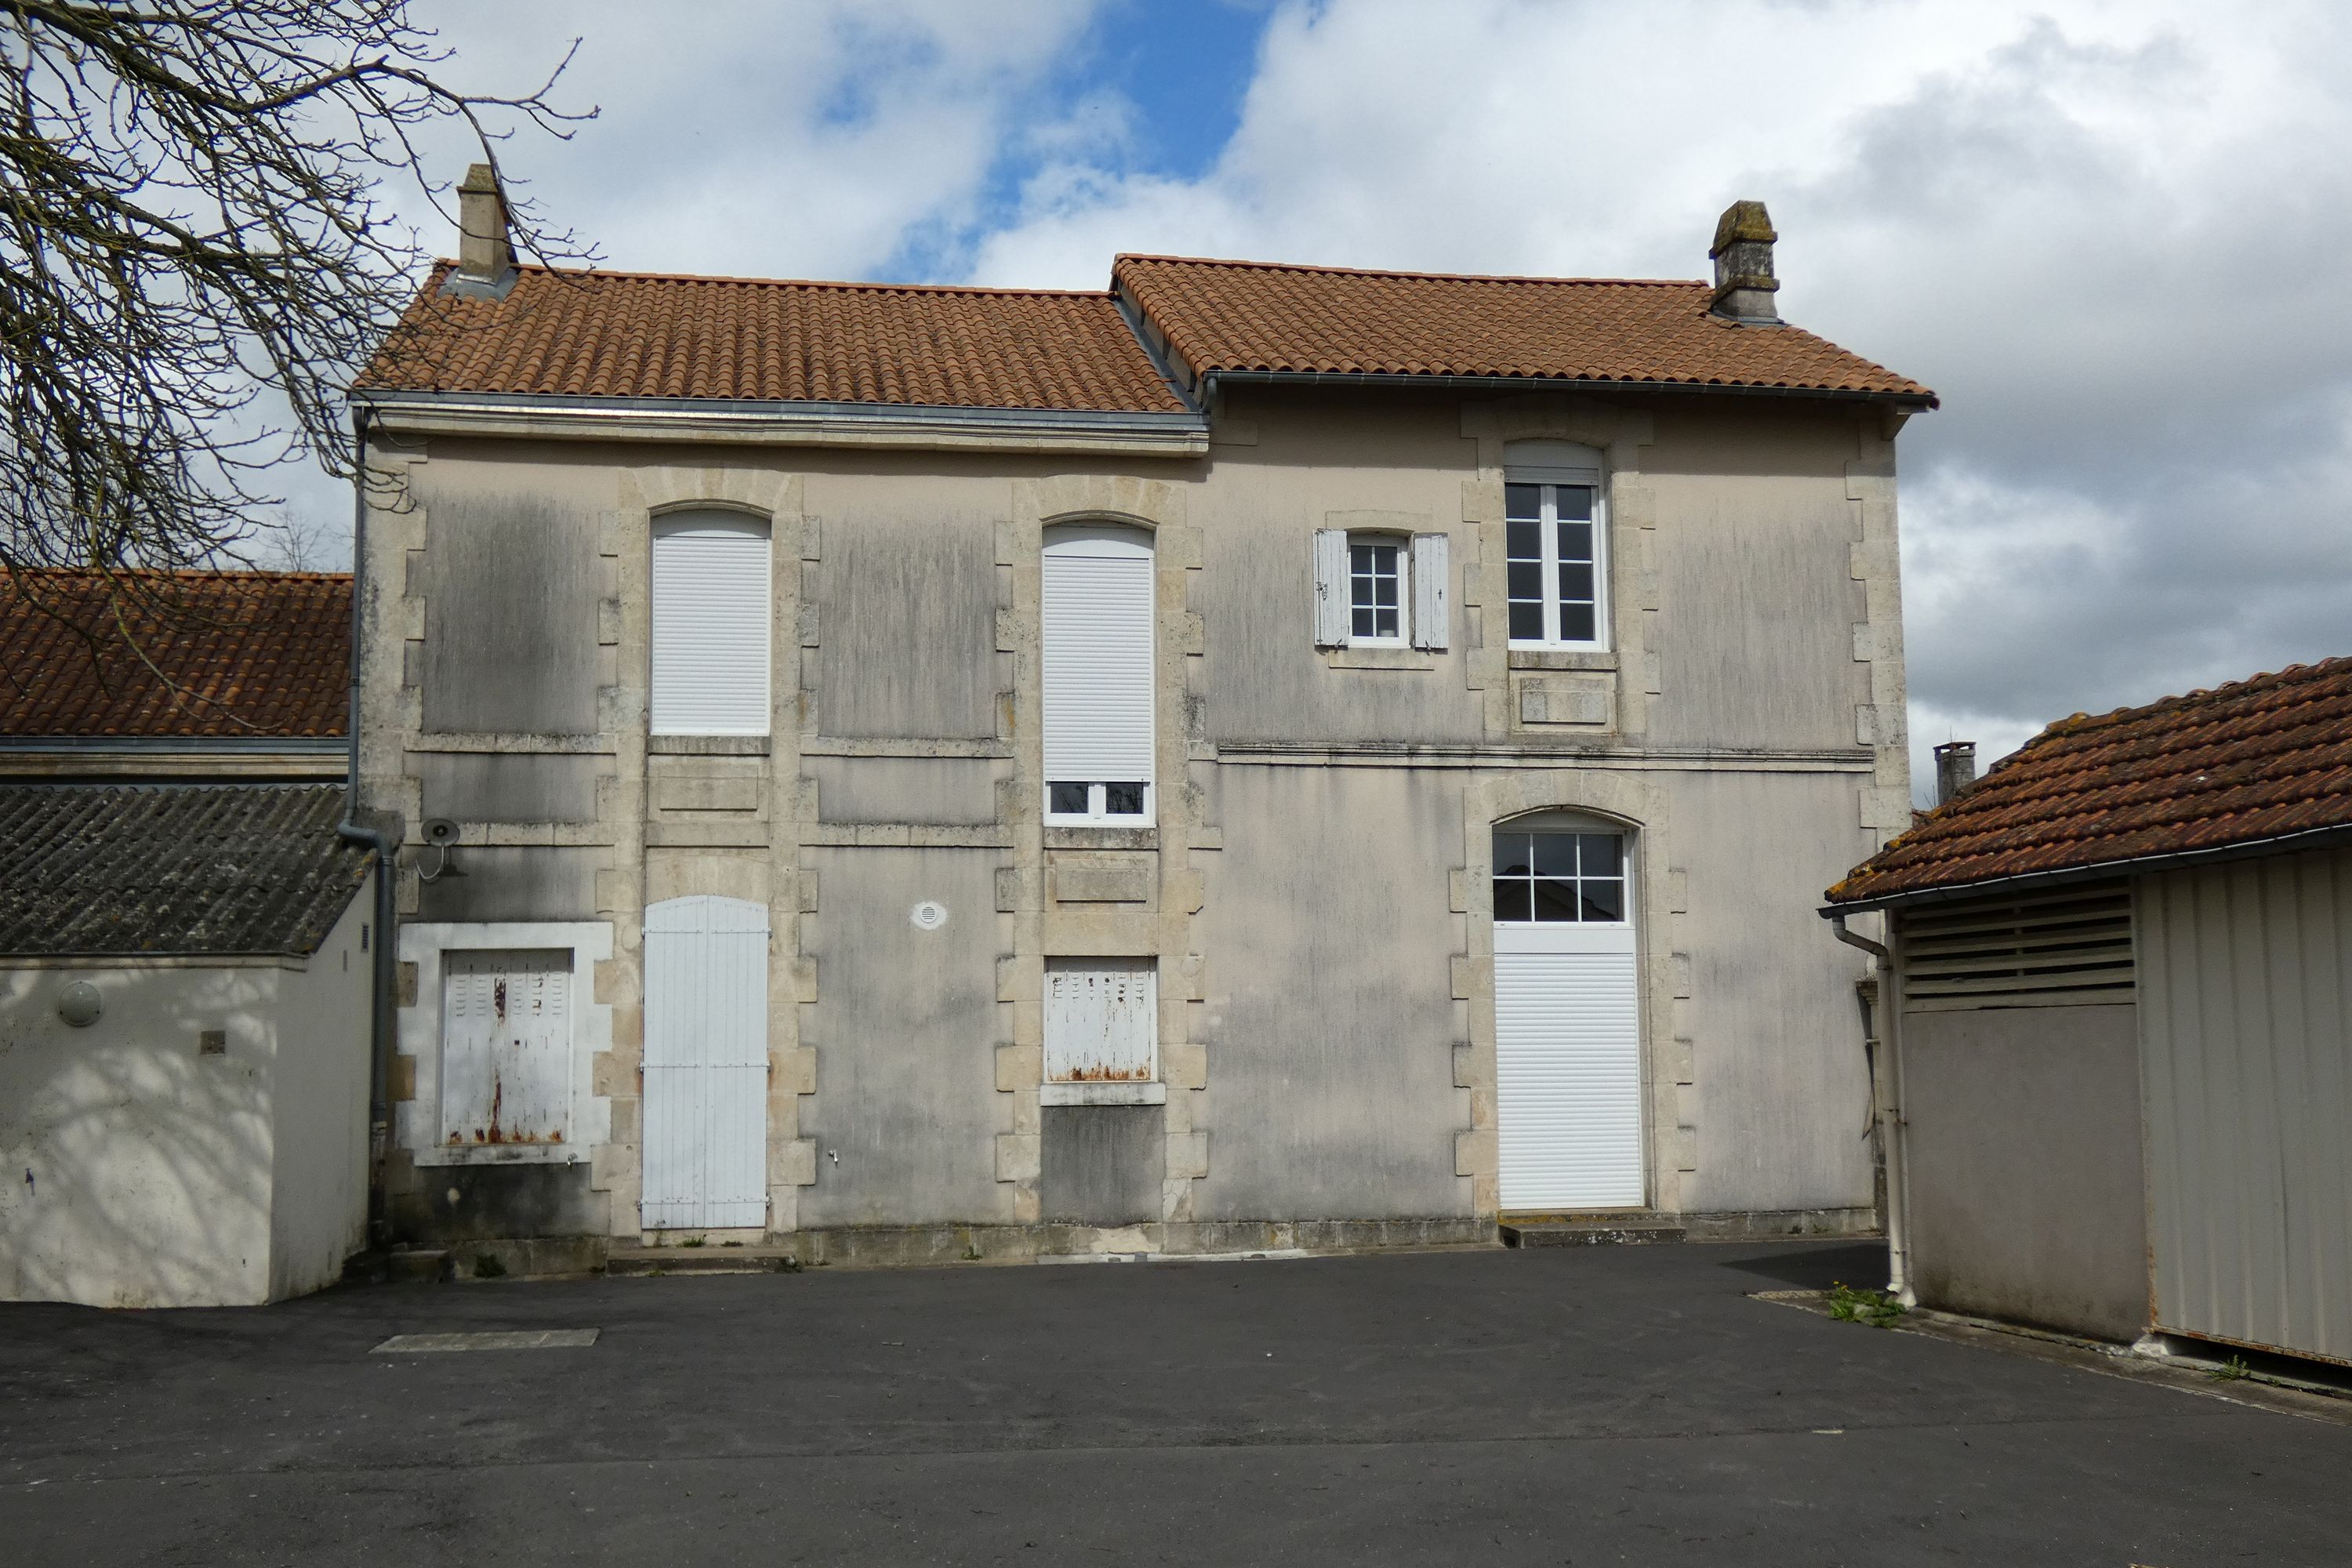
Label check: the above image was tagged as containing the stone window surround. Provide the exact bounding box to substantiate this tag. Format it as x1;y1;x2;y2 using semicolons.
1454;768;1687;1217
394;920;615;1170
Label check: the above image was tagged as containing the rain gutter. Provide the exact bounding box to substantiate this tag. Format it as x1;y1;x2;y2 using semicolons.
351;388;1209;456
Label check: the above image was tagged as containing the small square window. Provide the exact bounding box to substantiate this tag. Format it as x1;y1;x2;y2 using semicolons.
1049;782;1090;815
1103;782;1146;815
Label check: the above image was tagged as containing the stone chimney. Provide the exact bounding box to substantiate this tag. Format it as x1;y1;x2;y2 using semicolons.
1708;200;1780;324
444;162;515;299
1933;740;1977;806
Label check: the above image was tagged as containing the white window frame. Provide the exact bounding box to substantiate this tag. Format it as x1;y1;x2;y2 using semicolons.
1345;532;1410;648
1504;445;1609;652
1491;818;1634;931
1043;524;1156;829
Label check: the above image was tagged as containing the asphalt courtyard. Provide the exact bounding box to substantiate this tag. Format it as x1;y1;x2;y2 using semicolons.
2;1239;2344;1566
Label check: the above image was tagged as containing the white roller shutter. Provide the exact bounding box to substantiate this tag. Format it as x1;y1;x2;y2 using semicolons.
1495;926;1644;1210
1311;528;1349;647
652;512;771;735
1410;532;1450;651
1043;526;1154;787
641;894;770;1229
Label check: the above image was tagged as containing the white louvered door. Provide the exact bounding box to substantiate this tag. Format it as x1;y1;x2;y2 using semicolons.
1042;524;1155;822
651;512;771;735
641;894;770;1229
1495;924;1644;1210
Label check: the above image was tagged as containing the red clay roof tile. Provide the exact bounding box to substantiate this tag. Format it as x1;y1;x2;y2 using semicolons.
1828;656;2352;904
0;570;350;739
359;265;1190;414
1112;254;1933;401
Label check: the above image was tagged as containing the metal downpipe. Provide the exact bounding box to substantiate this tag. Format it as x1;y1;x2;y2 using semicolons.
333;408;399;1250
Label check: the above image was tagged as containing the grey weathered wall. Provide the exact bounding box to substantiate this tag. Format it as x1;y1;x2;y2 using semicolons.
365;377;1904;1244
797;846;1004;1226
416;492;605;735
2139;849;2352;1363
1192;764;1468;1221
807;487;1001;741
1899;1000;2147;1341
1671;768;1877;1213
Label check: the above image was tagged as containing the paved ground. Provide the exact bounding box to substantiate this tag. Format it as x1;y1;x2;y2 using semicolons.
2;1240;2346;1566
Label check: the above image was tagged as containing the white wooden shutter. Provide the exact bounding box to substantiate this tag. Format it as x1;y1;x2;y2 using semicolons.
1494;929;1644;1210
1044;959;1158;1082
1043;526;1154;786
439;949;572;1147
641;894;770;1229
1312;528;1349;647
1410;532;1450;651
652;512;771;735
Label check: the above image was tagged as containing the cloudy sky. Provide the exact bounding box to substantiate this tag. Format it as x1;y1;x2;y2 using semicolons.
297;0;2352;793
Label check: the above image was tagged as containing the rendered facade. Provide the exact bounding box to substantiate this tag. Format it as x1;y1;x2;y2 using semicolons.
349;178;1933;1261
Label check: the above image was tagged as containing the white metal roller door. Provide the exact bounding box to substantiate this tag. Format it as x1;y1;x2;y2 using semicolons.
651;513;771;736
642;894;770;1229
1042;528;1154;786
1495;927;1644;1210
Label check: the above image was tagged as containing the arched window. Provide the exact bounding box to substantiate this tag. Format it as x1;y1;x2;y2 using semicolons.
651;510;771;736
1042;523;1154;825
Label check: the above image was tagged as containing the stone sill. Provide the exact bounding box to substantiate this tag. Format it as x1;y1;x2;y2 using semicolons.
1044;826;1158;850
412;1143;586;1168
1325;645;1439;671
1040;1081;1167;1107
649;734;771;755
1507;649;1618;672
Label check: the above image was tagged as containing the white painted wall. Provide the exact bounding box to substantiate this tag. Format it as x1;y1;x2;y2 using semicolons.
0;877;372;1308
267;881;374;1301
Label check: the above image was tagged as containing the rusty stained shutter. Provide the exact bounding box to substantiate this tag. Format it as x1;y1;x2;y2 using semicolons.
1044;958;1158;1083
439;949;572;1148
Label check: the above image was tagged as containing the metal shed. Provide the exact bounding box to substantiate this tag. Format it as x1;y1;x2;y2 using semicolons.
1826;657;2352;1367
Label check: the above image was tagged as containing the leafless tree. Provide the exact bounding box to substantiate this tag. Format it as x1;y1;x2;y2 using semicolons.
0;0;594;642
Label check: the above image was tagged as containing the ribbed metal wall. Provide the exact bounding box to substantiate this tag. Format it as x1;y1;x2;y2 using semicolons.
2139;848;2352;1366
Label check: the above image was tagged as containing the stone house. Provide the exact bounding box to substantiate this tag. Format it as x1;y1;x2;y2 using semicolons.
1825;657;2352;1364
347;180;1933;1262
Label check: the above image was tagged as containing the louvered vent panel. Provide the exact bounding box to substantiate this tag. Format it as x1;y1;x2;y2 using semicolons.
1900;883;2135;1011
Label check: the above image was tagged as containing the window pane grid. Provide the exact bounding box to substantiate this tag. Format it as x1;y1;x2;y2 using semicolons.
1503;481;1602;648
1492;830;1628;924
1348;539;1403;641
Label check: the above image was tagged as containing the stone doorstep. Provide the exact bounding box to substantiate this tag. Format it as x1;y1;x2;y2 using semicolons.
608;1243;803;1276
1499;1214;1689;1248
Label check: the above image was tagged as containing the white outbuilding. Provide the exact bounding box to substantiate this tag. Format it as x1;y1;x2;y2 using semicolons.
0;784;374;1306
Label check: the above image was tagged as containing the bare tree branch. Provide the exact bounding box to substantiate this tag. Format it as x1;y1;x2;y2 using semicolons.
0;0;596;651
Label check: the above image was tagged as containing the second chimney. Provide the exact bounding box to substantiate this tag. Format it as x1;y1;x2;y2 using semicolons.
1933;741;1977;807
1708;200;1780;324
445;162;515;299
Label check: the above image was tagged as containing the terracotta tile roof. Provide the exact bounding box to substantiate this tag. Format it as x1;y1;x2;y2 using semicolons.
360;264;1190;414
1829;657;2352;906
0;784;369;956
1112;255;1934;402
0;570;351;738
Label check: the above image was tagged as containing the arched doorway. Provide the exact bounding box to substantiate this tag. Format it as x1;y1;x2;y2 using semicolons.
1491;811;1645;1210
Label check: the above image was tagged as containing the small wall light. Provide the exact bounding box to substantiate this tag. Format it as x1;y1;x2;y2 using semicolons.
57;981;101;1028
